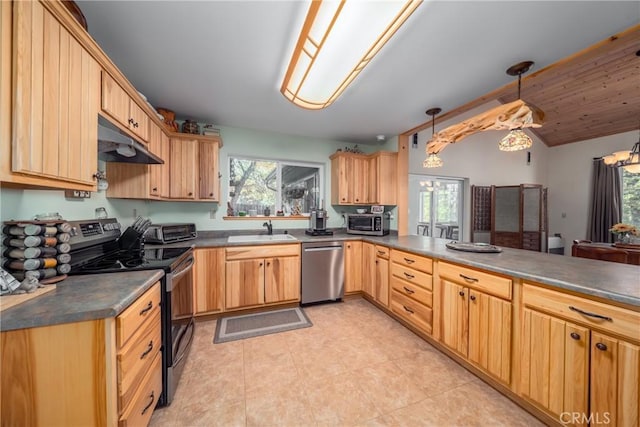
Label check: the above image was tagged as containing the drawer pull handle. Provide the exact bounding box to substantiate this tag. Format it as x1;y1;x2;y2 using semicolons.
403;305;414;314
403;272;415;279
140;340;154;359
403;257;415;264
568;306;612;321
459;274;478;283
595;342;608;351
141;391;155;415
570;332;581;340
458;291;465;297
469;295;476;301
377;251;386;255
139;301;153;316
403;286;415;294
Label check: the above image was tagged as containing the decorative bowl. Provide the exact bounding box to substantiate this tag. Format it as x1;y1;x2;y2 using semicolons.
356;208;367;214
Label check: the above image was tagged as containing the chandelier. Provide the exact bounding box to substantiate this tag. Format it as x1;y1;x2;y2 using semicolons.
603;128;640;173
498;61;534;152
423;107;443;168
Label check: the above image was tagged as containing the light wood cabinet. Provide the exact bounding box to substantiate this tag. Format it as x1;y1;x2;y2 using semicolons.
102;71;149;142
0;282;162;427
344;241;363;293
198;139;220;201
329;151;397;206
390;249;434;334
439;262;512;385
225;244;300;309
10;0;100;190
521;283;640;425
374;245;390;307
168;134;221;201
148;122;169;198
193;248;224;315
362;242;376;298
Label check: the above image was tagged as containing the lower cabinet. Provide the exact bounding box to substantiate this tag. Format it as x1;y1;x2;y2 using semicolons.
373;245;390;307
0;282;162;427
193;248;224;315
362;242;376;298
344;240;363;293
520;283;640;425
225;244;300;309
438;261;512;385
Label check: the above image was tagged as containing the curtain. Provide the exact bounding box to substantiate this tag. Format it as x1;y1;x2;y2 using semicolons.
587;159;622;242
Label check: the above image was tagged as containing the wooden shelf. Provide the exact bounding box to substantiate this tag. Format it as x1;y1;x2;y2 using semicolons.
223;216;310;221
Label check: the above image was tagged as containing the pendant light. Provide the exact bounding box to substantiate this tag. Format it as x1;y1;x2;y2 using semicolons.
423;107;443;168
499;61;534;152
603;124;640;174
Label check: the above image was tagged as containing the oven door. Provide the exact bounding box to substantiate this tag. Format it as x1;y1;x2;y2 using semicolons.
163;252;195;405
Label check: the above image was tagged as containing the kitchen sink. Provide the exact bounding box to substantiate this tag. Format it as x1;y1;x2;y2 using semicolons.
227;234;298;243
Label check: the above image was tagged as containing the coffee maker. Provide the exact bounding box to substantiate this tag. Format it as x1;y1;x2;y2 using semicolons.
305;204;333;236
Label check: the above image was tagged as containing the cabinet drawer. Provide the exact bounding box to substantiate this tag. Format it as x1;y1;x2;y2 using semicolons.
117;282;161;347
226;244;299;261
523;284;640;342
390;249;432;274
375;245;389;259
118;310;161;412
391;290;433;334
391;263;432;292
391;276;433;307
438;261;512;300
119;351;162;427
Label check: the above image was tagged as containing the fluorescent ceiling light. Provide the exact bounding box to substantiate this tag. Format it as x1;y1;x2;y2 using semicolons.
281;0;422;109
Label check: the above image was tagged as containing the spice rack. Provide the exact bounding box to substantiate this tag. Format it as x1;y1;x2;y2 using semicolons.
2;220;72;284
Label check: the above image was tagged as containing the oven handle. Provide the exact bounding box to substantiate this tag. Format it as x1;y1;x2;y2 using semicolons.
173;320;195;367
170;256;194;284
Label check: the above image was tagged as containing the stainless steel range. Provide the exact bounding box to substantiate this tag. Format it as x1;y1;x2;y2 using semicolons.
67;217;194;407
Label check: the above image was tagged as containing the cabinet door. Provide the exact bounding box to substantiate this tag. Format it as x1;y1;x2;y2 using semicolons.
344;241;363;292
591;332;640;427
128;99;148;142
375;255;389;306
368;156;378;204
264;256;300;303
521;308;589;419
193;248;224;315
362;242;376;298
441;281;469;356
352;156;368;204
160;131;171;198
468;290;512;384
101;72;130;129
169;138;197;199
13;1;99;187
148;123;162;197
198;140;219;200
331;156;349;204
225;259;264;309
375;152;397;205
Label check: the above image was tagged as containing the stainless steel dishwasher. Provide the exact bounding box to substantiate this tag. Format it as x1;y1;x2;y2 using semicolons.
301;241;344;304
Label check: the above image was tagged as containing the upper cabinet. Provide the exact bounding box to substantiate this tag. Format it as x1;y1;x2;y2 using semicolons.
101;72;149;142
6;0;100;190
330;151;397;206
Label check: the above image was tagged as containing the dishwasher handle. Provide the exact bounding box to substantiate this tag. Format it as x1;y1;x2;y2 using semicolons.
304;246;344;252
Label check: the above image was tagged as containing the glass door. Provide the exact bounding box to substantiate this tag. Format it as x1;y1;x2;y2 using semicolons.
410;175;464;239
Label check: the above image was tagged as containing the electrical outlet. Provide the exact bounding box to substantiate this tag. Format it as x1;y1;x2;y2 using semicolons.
133;208;137;218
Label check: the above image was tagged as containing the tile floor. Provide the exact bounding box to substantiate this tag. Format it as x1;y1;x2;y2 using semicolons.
150;298;543;427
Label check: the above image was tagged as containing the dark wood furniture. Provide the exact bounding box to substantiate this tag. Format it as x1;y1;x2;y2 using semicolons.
571;241;640;265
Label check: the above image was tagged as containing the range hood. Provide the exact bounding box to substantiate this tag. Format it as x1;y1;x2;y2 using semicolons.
98;116;163;164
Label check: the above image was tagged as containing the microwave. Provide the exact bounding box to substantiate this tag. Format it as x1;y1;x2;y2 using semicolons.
346;214;390;236
143;223;197;244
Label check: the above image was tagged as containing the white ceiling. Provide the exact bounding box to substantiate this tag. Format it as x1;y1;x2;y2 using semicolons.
77;1;639;145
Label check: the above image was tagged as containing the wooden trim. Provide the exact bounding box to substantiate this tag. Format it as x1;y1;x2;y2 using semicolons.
396;134;409;235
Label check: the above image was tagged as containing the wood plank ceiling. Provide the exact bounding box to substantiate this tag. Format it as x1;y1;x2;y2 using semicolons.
405;24;640;147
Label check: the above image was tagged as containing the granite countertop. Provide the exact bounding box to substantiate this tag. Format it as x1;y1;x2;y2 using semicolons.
0;270;164;332
150;229;640;308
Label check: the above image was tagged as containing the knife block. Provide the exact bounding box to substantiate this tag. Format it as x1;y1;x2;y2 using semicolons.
118;227;144;251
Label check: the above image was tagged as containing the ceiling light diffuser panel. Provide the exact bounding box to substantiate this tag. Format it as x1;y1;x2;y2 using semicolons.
281;0;422;109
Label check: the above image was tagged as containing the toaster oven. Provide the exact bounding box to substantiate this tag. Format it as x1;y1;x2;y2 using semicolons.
143;223;197;244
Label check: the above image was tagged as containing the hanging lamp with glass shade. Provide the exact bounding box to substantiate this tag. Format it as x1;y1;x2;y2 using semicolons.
423;107;443;168
499;61;534;152
603;125;640;174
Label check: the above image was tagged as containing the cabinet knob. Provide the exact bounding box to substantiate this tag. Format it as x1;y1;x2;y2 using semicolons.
355;199;359;202
188;192;193;196
128;118;134;125
259;262;263;267
595;342;608;351
570;332;581;340
152;187;158;192
133;122;139;128
469;295;476;301
458;290;465;297
209;193;214;197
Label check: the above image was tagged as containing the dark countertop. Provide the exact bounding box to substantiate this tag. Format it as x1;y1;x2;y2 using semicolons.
0;270;164;332
150;230;640;308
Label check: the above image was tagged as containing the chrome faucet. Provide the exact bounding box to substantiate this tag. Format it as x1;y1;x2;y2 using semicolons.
263;220;273;235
